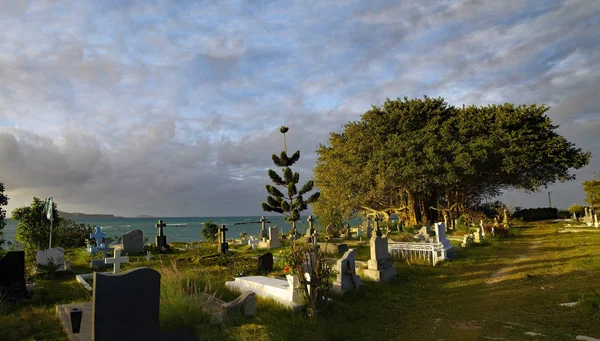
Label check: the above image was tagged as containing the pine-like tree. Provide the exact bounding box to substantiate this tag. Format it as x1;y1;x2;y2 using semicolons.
262;126;320;235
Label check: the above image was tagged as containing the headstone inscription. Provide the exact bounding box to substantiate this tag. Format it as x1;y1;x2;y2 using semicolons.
257;253;274;273
0;251;27;301
218;225;229;254
333;249;361;292
362;234;396;283
122;229;144;254
155;220;167;248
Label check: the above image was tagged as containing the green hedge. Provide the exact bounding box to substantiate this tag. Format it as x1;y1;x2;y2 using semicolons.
513;207;558;221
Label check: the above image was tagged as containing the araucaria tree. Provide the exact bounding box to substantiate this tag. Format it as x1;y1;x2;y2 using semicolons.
262;126;320;234
314;97;590;226
0;182;9;249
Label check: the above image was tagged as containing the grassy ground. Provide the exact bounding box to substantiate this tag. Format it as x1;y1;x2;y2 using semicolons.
2;222;600;340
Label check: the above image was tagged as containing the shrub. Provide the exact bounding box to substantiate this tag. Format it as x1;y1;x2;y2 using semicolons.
201;220;219;242
58;219;95;248
512;207;558;221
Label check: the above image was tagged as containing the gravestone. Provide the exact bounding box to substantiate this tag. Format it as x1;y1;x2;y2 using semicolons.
480;220;486;237
418;226;430;238
333;249;361;293
374;216;382;237
434;222;454;260
89;226;114;268
259;216;268;239
259;226;280;249
257;252;273;272
0;251;27;301
473;227;483;243
218;225;229;254
122;229;144;254
155;220;167;248
362;234;396;283
305;215;315;238
363;218;373;238
461;234;471;247
248;236;258;250
105;249;130;274
36;247;65;271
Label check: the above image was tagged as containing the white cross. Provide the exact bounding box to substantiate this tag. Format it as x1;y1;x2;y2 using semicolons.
105;249;130;274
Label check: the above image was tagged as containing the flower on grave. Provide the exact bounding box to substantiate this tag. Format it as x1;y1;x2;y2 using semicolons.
284;267;290;274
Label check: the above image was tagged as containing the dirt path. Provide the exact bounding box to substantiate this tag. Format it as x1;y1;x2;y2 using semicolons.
486;240;541;284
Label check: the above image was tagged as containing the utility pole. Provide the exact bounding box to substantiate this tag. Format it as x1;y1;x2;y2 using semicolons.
548;191;552;208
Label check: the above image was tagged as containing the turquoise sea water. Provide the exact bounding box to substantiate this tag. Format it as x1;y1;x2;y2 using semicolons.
1;215;339;246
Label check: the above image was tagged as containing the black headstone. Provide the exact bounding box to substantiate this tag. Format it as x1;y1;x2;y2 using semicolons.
257;253;273;273
0;251;27;302
93;267;160;341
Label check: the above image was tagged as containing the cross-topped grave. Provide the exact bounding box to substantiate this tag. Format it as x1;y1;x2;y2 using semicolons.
90;226;107;250
259;216;268;238
374;215;382;237
305;215;315;238
105;249;130;274
155;220;167;248
218;225;229;253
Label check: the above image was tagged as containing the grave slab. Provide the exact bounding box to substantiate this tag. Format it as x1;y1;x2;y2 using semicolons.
225;276;303;309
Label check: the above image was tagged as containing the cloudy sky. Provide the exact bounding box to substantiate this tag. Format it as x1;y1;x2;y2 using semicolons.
0;0;598;217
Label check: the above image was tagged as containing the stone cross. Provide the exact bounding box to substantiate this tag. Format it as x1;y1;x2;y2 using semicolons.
219;225;229;243
156;220;166;236
306;215;315;236
90;226;107;248
374;215;381;236
105;249;130;274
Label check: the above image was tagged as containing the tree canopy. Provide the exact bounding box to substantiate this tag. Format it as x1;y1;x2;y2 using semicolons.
583;174;600;208
314;97;590;226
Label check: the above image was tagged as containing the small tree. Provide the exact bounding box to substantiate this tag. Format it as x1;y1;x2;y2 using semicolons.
262;126;320;235
59;219;95;248
11;197;58;257
568;203;586;217
583;174;600;208
201;220;219;242
0;182;8;249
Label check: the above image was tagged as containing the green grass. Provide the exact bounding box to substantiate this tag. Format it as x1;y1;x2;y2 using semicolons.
2;224;600;340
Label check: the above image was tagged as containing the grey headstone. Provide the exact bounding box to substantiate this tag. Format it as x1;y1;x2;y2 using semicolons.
221;291;256;320
333;249;361;292
268;226;280;248
93;267;160;341
122;229;144;254
363;235;396;283
0;251;27;301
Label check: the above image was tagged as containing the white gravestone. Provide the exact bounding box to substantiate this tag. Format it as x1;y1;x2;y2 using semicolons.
480;220;486;237
434;222;454;260
36;247;65;271
105;249;130;274
473;227;483;243
333;249;361;293
363;235;396;283
248;236;258;251
258;226;280;249
225;276;303;308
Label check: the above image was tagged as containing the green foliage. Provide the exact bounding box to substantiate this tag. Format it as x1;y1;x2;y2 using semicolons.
512;207;558;221
262;126;320;232
583;174;600;208
568;203;586;216
315;97;590;226
11;197;59;257
58;219;95;248
201;220;219;242
0;183;7;249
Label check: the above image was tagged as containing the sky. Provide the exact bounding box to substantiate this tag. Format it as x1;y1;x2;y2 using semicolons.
0;0;598;217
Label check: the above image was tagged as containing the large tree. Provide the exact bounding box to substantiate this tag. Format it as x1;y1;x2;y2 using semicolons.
583;174;600;208
314;97;590;226
12;197;59;256
0;182;8;249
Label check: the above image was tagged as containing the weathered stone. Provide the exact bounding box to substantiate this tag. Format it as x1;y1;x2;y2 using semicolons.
434;222;454;260
221;291;257;320
258;226;280;249
36;247;65;271
122;229;144;254
225;276;303;309
362;234;396;283
333;249;361;293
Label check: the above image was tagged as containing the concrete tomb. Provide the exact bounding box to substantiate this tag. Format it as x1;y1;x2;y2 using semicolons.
362;234;397;283
258;226;280;249
333;249;361;293
0;251;28;302
225;276;304;309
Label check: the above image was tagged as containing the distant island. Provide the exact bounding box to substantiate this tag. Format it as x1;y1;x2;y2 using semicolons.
135;215;154;218
58;211;124;220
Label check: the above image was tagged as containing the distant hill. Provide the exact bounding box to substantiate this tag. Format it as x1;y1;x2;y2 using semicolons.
135;215;154;218
58;211;124;220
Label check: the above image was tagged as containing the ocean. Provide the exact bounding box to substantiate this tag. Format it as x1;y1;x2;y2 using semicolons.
1;215;346;246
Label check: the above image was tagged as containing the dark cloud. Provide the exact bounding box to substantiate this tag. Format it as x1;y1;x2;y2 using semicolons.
0;0;598;216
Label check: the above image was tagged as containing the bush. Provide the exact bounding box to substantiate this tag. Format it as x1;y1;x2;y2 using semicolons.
557;210;570;219
58;219;95;248
512;207;558;221
201;220;219;242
